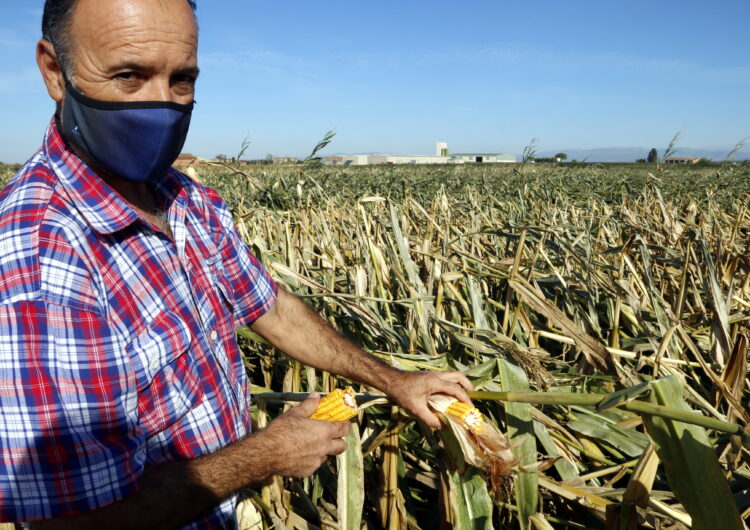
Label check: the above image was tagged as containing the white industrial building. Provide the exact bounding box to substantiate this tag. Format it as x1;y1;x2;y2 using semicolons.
450;153;516;163
324;143;515;166
340;155;371;166
368;154;451;165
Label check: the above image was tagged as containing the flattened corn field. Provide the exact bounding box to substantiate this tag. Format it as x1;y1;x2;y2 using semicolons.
5;162;750;529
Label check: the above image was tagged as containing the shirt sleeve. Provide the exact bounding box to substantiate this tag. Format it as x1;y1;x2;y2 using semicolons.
0;300;143;522
207;190;278;328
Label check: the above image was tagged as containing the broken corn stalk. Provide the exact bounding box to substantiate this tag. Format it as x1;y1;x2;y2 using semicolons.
311;387;358;421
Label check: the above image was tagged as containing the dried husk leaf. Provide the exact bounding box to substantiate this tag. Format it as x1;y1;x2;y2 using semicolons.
428;394;516;476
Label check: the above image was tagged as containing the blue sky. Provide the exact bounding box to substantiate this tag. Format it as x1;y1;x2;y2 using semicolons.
1;0;748;163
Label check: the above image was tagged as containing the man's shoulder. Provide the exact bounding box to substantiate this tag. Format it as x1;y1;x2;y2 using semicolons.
0;153;98;308
0;151;59;221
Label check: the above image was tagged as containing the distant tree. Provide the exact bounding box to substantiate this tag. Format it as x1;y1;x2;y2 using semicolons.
635;158;647;164
647;148;658;164
555;152;568;162
216;154;228;161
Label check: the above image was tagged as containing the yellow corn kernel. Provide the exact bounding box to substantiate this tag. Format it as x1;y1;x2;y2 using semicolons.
445;401;483;433
311;387;358;422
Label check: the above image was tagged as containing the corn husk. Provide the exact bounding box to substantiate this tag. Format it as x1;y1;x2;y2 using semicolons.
428;394;515;476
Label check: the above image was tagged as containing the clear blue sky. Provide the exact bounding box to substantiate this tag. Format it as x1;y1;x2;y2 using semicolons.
1;0;748;163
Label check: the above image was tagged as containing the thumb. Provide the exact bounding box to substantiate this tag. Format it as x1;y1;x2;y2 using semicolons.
290;392;321;418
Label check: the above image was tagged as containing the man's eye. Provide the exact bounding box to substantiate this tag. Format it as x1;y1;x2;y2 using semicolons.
115;72;137;80
174;75;196;85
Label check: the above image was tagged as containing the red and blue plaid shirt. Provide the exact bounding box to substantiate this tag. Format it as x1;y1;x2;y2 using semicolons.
0;119;277;527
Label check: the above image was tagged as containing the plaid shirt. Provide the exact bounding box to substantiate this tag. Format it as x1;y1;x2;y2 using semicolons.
0;119;277;527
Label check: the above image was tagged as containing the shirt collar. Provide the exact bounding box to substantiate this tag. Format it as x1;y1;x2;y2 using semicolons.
43;117;187;235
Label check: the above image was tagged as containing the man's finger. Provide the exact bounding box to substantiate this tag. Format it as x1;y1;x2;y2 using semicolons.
290;392;321;417
328;438;348;455
439;371;474;392
414;404;443;429
328;420;351;438
454;372;474;392
433;379;472;405
429;373;473;404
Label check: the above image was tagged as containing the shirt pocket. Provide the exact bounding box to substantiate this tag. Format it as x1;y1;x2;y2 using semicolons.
203;253;236;315
126;310;205;435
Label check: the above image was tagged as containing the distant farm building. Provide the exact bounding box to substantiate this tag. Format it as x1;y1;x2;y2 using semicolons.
272;156;300;165
664;157;702;165
325;156;345;166
368;154;451;165
173;153;197;167
323;142;516;166
450;153;516;163
330;155;371;166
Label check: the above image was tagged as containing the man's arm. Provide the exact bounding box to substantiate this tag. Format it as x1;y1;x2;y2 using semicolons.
33;395;349;530
250;288;473;428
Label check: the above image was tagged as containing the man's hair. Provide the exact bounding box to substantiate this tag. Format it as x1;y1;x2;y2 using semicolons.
42;0;198;81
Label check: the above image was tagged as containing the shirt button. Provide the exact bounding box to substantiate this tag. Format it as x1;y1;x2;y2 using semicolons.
150;359;160;371
210;330;218;342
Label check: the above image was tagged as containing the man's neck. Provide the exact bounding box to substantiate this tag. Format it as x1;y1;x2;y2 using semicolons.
101;173;174;239
63;138;175;238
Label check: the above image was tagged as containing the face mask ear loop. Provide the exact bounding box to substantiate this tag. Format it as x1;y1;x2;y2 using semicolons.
60;76;91;129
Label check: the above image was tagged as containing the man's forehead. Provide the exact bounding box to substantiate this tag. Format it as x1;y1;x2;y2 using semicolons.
70;0;198;47
65;0;198;72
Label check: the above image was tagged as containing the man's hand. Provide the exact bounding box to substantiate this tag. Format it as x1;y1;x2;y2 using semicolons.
252;288;476;430
260;393;351;478
31;394;350;530
385;371;474;429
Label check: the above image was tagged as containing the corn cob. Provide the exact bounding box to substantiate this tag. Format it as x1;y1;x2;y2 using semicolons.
444;400;483;434
311;387;358;421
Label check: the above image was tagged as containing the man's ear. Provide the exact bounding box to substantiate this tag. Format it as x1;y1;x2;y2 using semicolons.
36;39;65;103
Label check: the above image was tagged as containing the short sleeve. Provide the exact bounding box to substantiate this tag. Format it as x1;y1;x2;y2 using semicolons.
0;301;142;522
208;192;278;328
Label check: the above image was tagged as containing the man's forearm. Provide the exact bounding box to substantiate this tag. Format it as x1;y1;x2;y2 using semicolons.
251;289;403;392
32;432;276;530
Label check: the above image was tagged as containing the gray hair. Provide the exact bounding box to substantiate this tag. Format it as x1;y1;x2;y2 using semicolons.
42;0;198;81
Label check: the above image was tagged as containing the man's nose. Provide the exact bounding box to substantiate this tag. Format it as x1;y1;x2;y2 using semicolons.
143;78;177;102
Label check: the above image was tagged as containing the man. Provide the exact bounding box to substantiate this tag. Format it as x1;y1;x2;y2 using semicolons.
0;0;473;528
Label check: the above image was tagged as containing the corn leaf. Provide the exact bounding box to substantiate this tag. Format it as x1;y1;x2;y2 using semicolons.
445;466;494;530
439;422;495;529
567;412;649;457
337;425;365;529
497;359;538;529
642;376;743;530
596;381;651;412
533;420;578;481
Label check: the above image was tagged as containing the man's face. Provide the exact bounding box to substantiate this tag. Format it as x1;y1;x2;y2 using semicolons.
65;0;198;105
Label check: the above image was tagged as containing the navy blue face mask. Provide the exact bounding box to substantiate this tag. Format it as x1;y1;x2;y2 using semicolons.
59;82;194;183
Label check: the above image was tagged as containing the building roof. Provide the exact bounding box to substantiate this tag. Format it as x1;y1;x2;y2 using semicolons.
372;154;447;158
